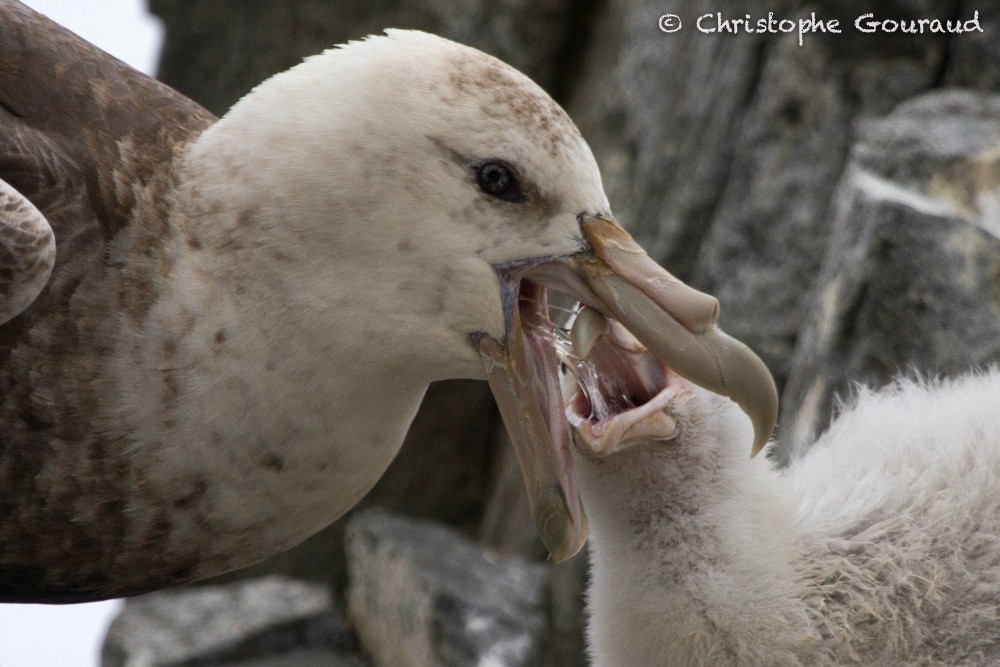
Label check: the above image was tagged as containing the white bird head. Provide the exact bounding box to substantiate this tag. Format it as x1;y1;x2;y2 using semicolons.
184;30;778;562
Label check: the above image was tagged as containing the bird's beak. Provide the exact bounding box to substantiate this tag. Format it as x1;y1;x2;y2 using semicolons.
478;326;586;562
568;216;778;456
476;214;778;563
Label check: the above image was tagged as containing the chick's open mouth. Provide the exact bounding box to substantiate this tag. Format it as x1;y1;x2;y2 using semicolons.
518;282;681;458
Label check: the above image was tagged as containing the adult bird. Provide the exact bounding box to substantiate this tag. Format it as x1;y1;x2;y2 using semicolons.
0;2;778;602
564;307;1000;666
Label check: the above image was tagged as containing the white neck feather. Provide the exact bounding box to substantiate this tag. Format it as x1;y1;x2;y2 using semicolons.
577;396;816;666
579;371;1000;665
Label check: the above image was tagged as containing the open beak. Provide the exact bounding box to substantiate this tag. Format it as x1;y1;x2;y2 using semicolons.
476;215;778;562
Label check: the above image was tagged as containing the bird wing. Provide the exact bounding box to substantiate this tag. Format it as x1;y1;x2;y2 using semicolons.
0;0;216;601
0;0;216;240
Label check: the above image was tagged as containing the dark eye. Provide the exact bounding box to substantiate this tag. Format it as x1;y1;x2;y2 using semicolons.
475;160;525;202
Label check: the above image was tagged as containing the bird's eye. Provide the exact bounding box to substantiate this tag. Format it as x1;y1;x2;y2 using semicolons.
475;160;525;202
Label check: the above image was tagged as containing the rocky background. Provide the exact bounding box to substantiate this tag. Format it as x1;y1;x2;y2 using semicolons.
103;1;1000;665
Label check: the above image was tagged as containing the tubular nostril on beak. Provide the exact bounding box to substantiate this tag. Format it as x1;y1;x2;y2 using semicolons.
577;215;720;333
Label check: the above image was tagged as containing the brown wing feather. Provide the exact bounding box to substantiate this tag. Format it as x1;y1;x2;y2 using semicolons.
0;0;218;602
0;0;216;237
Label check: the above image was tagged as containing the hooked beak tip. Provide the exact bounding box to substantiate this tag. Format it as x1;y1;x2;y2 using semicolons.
702;326;779;458
534;485;587;562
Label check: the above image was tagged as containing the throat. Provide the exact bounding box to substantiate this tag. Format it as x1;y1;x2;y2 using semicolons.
580;450;813;665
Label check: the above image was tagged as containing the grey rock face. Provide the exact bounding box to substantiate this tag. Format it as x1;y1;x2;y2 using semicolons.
781;91;1000;458
568;0;765;278
944;4;1000;90
102;512;552;667
212;651;366;667
345;510;549;667
101;576;358;667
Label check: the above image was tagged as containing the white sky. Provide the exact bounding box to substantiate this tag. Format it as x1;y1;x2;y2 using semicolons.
1;6;163;667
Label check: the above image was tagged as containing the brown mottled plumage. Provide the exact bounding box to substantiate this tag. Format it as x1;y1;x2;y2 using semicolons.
1;1;214;601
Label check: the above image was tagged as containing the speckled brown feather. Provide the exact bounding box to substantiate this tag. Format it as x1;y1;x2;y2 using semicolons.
0;0;215;602
0;179;54;322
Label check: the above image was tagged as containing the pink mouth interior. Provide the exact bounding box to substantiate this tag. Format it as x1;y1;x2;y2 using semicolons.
562;327;667;423
518;280;674;440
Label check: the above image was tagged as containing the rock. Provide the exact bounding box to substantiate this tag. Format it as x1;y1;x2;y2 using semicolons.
212;651;367;667
569;1;967;396
212;651;366;667
101;576;359;667
780;90;1000;460
687;28;855;389
684;2;953;393
345;509;549;667
943;4;1000;90
568;0;765;279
